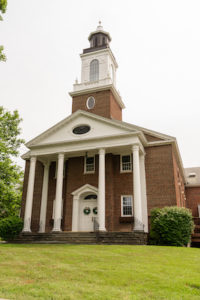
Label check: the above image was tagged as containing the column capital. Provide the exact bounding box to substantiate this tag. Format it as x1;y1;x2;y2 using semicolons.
132;144;140;152
99;148;105;155
40;159;50;167
58;153;64;159
30;156;37;163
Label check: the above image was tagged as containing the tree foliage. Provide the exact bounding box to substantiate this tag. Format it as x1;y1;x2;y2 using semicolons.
150;206;194;247
0;0;7;61
0;106;24;219
0;215;23;240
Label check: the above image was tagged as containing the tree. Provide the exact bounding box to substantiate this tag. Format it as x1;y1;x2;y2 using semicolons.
0;106;24;219
0;0;7;61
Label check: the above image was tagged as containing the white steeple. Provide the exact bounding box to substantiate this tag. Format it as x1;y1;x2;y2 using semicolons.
73;23;118;92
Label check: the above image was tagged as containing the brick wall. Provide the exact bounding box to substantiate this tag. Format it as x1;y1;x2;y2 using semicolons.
72;89;122;121
186;186;200;217
172;152;186;207
145;144;177;215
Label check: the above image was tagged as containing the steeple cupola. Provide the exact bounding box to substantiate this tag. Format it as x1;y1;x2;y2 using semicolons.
85;21;111;53
69;23;125;121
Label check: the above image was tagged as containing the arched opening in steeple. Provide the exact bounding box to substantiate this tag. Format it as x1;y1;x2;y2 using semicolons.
90;59;99;82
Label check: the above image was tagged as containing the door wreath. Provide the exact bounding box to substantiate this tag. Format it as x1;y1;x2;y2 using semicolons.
83;207;91;215
93;207;98;215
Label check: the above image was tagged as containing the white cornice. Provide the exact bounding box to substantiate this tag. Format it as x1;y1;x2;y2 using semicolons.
28;132;142;149
80;47;118;68
69;83;125;109
185;184;200;188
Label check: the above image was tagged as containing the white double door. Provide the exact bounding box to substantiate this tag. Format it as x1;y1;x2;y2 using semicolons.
79;199;98;231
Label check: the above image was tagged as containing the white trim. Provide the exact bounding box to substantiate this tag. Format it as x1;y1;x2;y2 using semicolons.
120;154;132;173
80;48;117;68
84;155;95;174
86;96;95;109
71;184;98;231
121;195;133;217
70;84;125;109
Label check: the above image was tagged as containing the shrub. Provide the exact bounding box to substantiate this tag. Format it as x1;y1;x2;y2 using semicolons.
149;206;194;246
0;216;23;241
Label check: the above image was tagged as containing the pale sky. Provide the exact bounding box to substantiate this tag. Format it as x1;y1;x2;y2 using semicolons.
1;0;200;169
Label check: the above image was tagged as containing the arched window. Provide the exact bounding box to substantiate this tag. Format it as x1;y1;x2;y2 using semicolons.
111;64;114;81
90;59;99;82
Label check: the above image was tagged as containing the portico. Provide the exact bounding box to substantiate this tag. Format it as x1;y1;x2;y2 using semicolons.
22;118;148;234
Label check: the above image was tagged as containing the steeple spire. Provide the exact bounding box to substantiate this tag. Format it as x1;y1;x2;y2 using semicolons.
97;20;103;30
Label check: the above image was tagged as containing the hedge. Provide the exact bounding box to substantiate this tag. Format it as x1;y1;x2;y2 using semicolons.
149;206;194;246
0;216;23;241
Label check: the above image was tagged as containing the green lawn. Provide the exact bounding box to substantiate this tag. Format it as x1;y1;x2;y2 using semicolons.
0;244;200;300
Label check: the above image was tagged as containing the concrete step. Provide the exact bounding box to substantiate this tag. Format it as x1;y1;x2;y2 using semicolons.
12;231;148;245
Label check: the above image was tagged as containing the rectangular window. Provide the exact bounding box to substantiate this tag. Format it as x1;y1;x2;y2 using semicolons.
85;156;95;173
121;155;132;172
121;195;133;216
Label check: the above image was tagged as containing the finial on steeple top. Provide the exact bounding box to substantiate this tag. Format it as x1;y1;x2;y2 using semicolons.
97;20;103;30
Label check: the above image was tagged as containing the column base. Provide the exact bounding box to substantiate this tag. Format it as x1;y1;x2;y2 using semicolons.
133;225;144;232
22;219;31;233
98;228;106;232
52;218;62;232
22;229;31;233
133;229;144;232
52;229;62;232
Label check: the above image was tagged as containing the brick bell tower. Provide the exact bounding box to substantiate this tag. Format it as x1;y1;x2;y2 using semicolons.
69;22;125;121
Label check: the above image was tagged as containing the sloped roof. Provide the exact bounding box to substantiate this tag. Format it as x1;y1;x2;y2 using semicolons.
185;167;200;186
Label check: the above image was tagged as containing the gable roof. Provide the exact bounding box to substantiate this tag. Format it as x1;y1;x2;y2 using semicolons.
26;110;174;149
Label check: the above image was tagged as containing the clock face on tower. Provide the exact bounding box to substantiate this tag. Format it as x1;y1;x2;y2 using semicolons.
86;96;95;109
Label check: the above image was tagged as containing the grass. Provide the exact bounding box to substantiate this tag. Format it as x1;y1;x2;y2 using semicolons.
0;245;200;300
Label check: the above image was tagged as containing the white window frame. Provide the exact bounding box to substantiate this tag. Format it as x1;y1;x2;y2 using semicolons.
84;156;95;174
121;195;133;217
120;154;132;173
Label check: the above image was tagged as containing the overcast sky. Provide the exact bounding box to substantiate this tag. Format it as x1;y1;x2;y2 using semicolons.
1;0;200;169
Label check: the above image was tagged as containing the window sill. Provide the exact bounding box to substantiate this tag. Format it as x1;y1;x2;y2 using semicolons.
119;216;134;223
120;170;132;174
84;171;95;175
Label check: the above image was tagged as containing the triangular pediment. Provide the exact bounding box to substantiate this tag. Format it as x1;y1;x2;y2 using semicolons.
26;110;137;148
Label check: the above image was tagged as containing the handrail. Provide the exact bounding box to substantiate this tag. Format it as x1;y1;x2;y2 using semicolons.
93;217;99;232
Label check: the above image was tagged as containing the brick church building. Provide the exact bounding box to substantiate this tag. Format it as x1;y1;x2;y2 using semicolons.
20;23;200;243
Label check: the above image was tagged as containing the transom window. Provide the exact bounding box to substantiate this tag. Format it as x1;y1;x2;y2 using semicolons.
85;156;95;173
121;155;132;172
84;194;97;200
90;59;99;82
121;196;133;216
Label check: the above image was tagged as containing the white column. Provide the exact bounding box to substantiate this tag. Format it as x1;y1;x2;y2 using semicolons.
132;145;143;231
52;153;64;232
140;154;148;233
23;156;37;232
39;161;50;233
72;196;79;231
98;148;106;231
